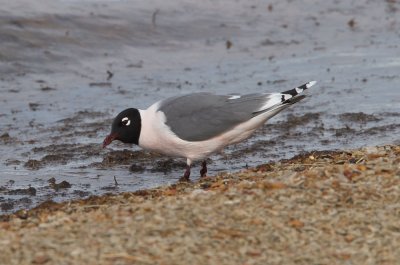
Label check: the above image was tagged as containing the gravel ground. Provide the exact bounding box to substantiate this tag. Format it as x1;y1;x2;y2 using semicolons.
1;145;399;265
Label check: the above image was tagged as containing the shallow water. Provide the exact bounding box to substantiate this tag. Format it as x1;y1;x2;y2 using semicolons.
1;0;399;213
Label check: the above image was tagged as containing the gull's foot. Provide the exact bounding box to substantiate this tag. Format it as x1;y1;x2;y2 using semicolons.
200;161;207;178
179;165;191;182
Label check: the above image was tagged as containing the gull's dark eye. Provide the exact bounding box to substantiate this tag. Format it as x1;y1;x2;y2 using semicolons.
121;117;131;126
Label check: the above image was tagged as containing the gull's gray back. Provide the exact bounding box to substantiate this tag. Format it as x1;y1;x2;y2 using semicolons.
158;92;281;142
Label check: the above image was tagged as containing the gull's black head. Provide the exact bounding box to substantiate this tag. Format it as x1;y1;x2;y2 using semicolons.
103;108;141;148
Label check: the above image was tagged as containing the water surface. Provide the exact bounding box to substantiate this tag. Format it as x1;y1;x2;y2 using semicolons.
1;0;399;213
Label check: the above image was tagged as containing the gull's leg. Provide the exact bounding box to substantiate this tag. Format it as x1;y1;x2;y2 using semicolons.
179;159;192;182
200;160;207;177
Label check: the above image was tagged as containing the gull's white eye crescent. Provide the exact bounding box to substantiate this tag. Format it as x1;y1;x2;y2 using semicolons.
121;117;131;126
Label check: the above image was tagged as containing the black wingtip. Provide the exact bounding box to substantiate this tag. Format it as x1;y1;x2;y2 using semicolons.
285;94;306;105
281;80;317;97
299;80;317;90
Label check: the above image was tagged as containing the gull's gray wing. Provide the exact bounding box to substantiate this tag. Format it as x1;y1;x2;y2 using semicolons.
158;93;266;141
157;81;315;142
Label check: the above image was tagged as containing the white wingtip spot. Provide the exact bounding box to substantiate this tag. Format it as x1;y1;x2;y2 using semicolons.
295;87;303;93
283;94;292;101
306;80;317;88
228;95;241;100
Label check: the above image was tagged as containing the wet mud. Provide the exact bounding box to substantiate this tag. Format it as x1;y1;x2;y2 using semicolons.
1;0;400;213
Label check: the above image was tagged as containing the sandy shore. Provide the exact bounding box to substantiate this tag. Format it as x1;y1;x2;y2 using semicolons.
1;145;399;265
